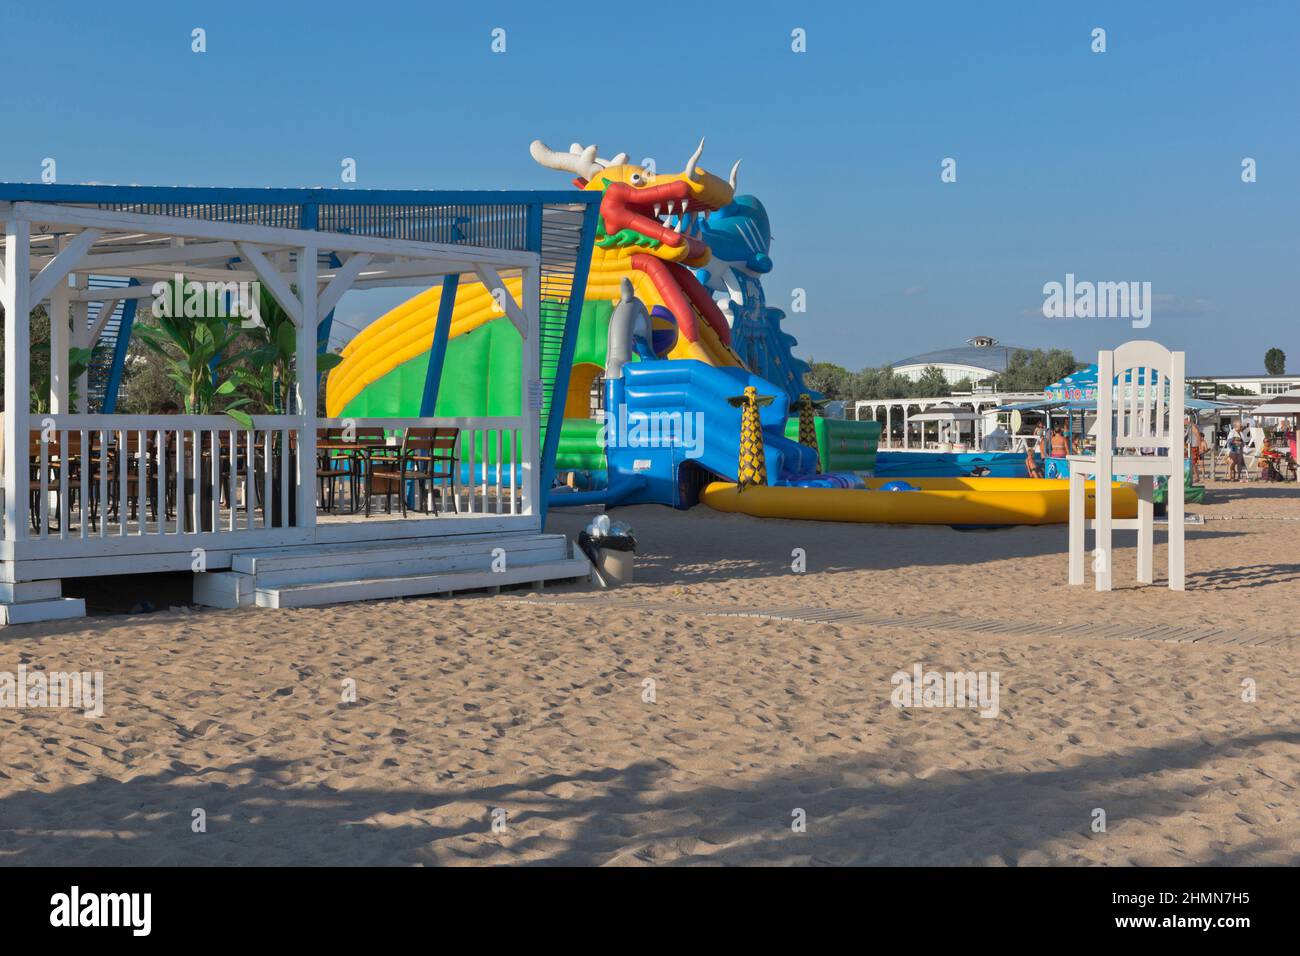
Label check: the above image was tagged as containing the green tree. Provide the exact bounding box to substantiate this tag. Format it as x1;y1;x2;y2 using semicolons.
855;364;917;399
0;304;95;411
995;348;1083;392
118;336;186;413
913;365;952;397
1264;347;1286;375
803;360;855;400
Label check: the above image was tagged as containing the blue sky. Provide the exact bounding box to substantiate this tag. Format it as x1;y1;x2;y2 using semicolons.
2;0;1295;374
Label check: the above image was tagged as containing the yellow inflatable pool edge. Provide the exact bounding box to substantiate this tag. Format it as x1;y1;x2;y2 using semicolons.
700;478;1139;526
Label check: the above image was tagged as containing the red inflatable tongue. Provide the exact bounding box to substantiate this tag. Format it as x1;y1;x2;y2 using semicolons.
631;254;732;348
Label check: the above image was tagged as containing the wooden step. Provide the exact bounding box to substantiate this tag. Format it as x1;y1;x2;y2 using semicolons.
0;580;62;603
230;533;567;576
0;597;86;625
192;571;257;609
254;558;591;609
237;536;571;588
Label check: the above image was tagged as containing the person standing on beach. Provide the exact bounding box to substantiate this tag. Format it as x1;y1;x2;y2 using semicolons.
1226;420;1245;480
1187;417;1208;483
1050;425;1070;459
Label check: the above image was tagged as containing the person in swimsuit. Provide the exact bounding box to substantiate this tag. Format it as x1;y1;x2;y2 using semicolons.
1186;417;1207;483
1025;444;1043;478
1050;425;1070;459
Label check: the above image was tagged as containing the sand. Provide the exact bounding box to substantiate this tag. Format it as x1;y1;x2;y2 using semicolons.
1;478;1297;865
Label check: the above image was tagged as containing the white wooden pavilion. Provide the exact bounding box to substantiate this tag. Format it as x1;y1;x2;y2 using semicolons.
853;392;1045;450
0;185;600;622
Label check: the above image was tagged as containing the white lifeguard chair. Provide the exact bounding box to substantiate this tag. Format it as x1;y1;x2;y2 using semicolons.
1067;341;1186;591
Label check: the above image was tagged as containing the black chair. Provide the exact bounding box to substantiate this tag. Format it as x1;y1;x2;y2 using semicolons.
316;428;360;513
367;427;459;517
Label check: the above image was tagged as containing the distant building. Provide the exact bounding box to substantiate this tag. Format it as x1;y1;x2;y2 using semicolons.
890;336;1024;386
1188;374;1300;398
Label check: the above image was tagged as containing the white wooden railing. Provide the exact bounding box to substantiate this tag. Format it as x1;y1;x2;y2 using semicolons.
21;414;309;543
318;416;532;517
7;414;534;551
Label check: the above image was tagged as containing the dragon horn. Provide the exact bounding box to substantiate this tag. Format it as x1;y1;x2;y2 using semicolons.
684;138;705;182
530;140;602;180
729;160;741;190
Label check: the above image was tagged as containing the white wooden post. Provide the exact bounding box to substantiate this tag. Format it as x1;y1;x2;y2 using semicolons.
1136;474;1154;584
295;245;318;529
4;219;32;539
1094;351;1114;591
1168;351;1186;590
49;236;70;414
72;272;89;412
1068;467;1085;584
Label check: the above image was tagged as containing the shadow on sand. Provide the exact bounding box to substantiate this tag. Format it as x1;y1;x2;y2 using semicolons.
3;726;1296;866
1186;562;1300;591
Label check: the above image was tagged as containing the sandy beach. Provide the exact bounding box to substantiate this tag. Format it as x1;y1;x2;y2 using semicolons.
2;479;1297;866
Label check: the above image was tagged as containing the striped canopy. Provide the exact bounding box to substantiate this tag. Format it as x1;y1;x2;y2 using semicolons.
1044;365;1098;401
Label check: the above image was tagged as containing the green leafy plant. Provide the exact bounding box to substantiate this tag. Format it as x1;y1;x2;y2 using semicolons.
236;285;343;418
133;277;253;423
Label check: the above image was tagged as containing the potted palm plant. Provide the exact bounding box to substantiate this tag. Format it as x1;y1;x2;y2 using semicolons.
235;287;344;527
134;278;252;531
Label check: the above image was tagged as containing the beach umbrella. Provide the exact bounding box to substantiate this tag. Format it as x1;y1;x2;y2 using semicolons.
1044;365;1098;402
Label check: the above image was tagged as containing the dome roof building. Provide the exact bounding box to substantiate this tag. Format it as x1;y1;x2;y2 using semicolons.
890;336;1024;385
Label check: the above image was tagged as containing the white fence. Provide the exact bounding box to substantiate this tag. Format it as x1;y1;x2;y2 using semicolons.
316;416;533;517
4;414;537;563
19;414;307;543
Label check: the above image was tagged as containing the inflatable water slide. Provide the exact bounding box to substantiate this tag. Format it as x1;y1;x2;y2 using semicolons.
327;138;1133;526
328;139;877;504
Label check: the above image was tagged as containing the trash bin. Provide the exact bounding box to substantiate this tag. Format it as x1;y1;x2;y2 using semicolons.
596;546;634;586
578;527;636;588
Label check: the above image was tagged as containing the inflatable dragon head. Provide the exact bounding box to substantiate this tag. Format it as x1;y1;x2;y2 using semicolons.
529;138;738;269
530;138;741;360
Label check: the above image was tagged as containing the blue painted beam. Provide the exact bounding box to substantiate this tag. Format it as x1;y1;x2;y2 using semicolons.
316;251;342;391
102;279;140;414
538;200;601;520
525;202;543;256
419;274;461;416
0;182;599;211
